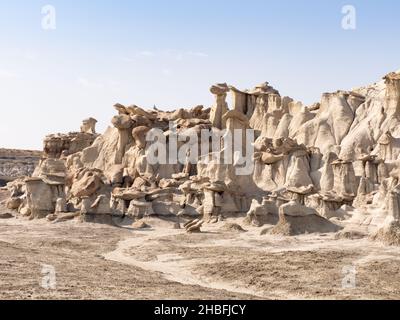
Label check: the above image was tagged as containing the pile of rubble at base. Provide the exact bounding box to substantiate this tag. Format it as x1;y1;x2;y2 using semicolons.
5;71;400;242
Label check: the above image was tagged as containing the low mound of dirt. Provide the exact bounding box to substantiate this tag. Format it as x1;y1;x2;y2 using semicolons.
371;223;400;246
54;212;80;223
220;223;247;233
243;214;279;227
269;214;342;236
335;229;366;240
260;226;273;235
0;213;13;219
132;220;151;229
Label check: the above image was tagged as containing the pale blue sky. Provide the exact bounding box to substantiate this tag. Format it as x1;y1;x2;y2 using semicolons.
0;0;399;149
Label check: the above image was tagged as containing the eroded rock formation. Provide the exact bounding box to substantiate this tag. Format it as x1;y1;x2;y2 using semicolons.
6;70;400;241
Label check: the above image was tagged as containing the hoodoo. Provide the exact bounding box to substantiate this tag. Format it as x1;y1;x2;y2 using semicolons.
5;70;400;242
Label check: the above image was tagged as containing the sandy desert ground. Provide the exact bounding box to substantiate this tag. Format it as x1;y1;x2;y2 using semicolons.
1;190;400;300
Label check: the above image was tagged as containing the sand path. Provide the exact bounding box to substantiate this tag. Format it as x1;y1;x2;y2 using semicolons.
103;221;400;299
103;228;270;298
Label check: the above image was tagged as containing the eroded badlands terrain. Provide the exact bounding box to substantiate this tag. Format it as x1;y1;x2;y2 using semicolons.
1;190;399;300
2;72;400;300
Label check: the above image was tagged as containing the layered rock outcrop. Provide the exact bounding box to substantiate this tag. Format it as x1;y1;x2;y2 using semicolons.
6;70;400;240
0;149;41;186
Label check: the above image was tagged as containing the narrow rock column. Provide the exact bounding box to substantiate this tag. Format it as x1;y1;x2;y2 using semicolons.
387;191;400;223
111;114;133;164
55;197;66;213
332;160;357;198
384;72;400;116
378;132;393;161
377;161;389;184
80;117;98;134
229;86;248;114
209;83;229;129
222;110;250;154
320;152;338;192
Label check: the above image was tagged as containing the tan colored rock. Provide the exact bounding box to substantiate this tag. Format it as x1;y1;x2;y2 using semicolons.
209;83;229;129
55;197;66;213
9;69;400;243
132;220;150;229
6;197;22;210
383;72;400;116
332;159;357;199
184;218;204;233
70;169;104;198
132;126;151;149
112;114;133;164
81;118;97;134
244;199;269;226
25;177;61;218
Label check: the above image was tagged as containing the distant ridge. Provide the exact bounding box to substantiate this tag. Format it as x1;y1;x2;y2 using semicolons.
0;149;41;186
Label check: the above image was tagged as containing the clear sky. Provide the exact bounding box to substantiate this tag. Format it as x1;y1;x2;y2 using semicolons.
0;0;399;150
